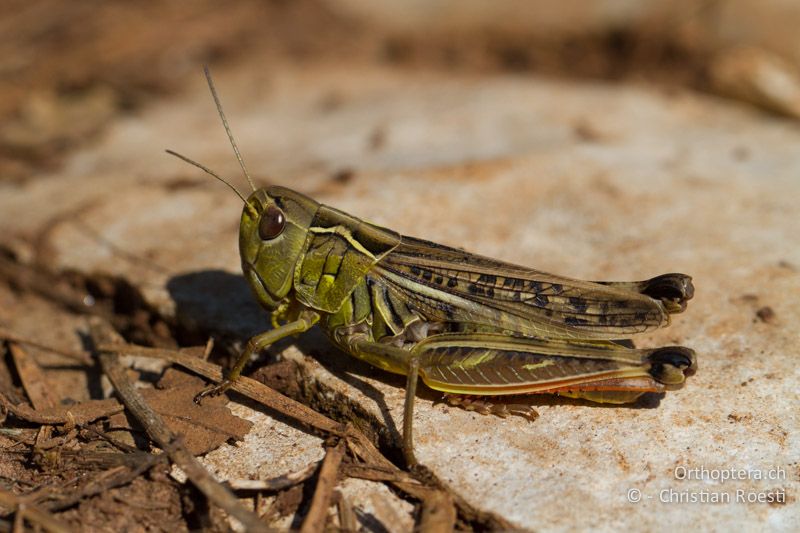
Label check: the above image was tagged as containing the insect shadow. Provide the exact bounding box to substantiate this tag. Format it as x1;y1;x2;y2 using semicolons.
166;269;411;444
166;270;665;443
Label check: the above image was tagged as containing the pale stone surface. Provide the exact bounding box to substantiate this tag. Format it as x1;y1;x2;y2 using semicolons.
1;64;798;530
199;403;325;482
335;0;800;67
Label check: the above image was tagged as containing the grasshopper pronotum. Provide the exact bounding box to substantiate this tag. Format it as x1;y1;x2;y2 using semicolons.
170;70;696;466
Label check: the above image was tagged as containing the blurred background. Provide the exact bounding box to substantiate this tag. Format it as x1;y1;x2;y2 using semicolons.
1;2;799;531
4;0;800;183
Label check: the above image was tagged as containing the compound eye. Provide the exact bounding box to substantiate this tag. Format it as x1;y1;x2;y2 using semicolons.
258;205;285;240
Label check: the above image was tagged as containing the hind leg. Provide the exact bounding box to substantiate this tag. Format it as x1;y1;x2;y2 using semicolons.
345;337;421;467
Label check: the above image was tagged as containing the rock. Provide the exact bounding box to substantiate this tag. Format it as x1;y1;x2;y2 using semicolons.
710;47;800;119
1;64;798;530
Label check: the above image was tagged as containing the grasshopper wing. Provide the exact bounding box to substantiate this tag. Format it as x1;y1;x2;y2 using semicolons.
375;236;693;339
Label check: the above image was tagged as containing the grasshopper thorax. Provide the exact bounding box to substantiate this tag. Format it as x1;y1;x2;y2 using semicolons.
240;186;319;310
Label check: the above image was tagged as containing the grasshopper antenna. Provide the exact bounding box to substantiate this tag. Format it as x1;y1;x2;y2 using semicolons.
165;149;257;217
204;66;257;192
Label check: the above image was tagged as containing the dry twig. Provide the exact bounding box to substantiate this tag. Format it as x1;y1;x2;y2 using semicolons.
5;330;513;530
98;340;512;528
0;489;74;533
336;489;358;532
0;331;92;365
300;440;346;533
7;343;58;410
226;461;318;492
417;490;457;533
41;457;163;512
0;393;124;426
89;322;268;533
100;343;345;436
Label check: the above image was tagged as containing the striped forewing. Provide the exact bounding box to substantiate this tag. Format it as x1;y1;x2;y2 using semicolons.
373;235;669;339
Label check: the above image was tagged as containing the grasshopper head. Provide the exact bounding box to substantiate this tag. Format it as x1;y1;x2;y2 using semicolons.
167;72;322;311
240;186;319;310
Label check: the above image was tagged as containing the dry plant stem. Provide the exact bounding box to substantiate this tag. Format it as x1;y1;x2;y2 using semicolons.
96;343;513;529
300;440;345;533
91;331;268;533
0;331;92;365
8;342;57;450
42;457;161;512
102;345;408;475
101;344;347;435
5;334;512;530
340;463;413;483
49;449;162;472
7;344;58;410
0;490;74;533
417;491;457;533
0;393;124;425
0;257;88;317
13;509;22;532
336;490;358;532
79;424;142;454
226;461;318;492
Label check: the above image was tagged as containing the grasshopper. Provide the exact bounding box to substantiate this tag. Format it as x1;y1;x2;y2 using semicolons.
169;69;696;466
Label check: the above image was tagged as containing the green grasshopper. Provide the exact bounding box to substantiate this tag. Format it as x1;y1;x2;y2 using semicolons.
169;69;696;466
